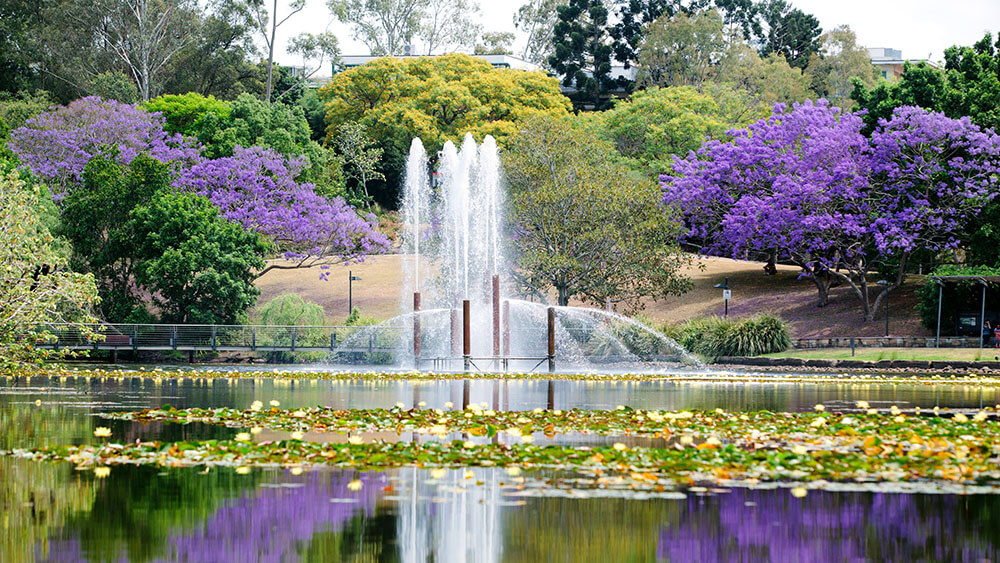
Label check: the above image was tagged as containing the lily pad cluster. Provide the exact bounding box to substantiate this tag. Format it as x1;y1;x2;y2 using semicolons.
9;405;1000;489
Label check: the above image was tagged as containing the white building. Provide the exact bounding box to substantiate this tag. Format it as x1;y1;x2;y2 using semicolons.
868;47;940;81
334;54;545;74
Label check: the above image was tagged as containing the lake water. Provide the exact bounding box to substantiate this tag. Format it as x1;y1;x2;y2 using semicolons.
3;372;1000;562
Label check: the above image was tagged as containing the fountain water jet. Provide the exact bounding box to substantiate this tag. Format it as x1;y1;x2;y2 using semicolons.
331;133;699;370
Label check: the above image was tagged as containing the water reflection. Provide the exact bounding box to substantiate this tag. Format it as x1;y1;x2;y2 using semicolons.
11;461;1000;562
4;376;1000;420
5;374;1000;561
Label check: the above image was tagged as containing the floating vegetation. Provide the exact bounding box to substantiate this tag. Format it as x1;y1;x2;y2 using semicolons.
9;406;1000;490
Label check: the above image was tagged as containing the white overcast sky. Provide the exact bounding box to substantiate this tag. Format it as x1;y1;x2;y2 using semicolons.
274;0;1000;77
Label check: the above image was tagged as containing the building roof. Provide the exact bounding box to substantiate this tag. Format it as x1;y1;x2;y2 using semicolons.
336;54;544;73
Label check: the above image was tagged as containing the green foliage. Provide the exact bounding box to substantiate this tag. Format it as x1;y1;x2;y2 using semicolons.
599;86;749;175
666;314;791;359
504;115;692;311
805;25;877;107
0;91;51;141
144;92;232;137
256;294;328;363
966;202;1000;268
547;0;618;109
916;265;1000;332
61;154;174;322
259;294;327;326
335;121;384;204
90;71;139;103
130;191;269;324
851;62;947;133
192;93;318;160
635;9;727;90
0;170;99;368
319;54;570;207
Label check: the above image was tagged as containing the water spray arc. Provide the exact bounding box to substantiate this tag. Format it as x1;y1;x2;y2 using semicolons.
333;133;699;371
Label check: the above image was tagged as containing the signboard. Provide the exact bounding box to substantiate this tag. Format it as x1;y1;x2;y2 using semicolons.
722;289;732;300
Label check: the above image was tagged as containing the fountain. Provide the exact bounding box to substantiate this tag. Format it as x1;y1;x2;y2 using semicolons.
332;133;698;371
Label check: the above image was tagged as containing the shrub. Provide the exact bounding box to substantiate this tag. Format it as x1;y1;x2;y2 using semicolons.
665;314;790;359
255;294;327;363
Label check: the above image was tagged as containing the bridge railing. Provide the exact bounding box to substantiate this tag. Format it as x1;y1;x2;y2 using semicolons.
35;323;405;353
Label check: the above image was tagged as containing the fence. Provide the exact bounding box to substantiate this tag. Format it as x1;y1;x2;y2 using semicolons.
34;323;404;354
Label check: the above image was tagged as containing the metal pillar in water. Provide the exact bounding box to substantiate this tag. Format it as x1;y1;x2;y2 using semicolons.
547;307;556;374
492;275;500;357
463;300;471;372
413;292;421;366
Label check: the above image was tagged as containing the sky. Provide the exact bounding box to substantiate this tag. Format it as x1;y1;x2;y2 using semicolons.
273;0;1000;77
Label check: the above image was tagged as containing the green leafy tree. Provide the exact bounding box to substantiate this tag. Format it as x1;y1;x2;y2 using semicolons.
635;9;727;89
548;0;618;110
327;0;423;56
716;40;813;107
335;122;384;203
89;71;140;103
850;61;945;133
61;153;173;322
417;0;481;54
144;92;232;137
319;54;570;206
514;0;566;65
256;293;327;362
0;169;99;367
504;116;692;310
609;0;709;70
940;32;1000;132
474;31;516;55
599;86;747;175
758;0;821;70
805;25;877;107
130;191;269;324
0;91;51;161
159;0;262;100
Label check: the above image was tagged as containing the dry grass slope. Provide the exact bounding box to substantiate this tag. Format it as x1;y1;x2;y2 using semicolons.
253;254;930;338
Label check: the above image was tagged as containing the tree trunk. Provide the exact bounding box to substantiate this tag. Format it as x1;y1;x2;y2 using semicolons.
763;252;777;276
557;285;570;306
810;269;832;307
265;0;277;101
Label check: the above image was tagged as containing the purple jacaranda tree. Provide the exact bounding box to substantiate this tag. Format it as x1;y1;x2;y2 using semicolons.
8;96;201;194
11;98;389;279
662;100;1000;320
173;146;390;278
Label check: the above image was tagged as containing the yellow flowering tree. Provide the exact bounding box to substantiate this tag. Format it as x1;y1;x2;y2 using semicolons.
319;54;570;206
0;170;99;368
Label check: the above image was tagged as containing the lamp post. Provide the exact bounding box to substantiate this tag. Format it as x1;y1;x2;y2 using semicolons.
876;280;888;337
713;278;730;317
348;271;362;313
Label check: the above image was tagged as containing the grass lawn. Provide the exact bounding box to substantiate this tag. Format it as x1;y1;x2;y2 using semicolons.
766;347;1000;362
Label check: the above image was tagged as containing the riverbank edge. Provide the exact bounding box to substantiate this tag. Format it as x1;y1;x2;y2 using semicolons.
717;356;1000;371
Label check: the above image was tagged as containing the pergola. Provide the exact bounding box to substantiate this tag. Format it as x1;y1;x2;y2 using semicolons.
928;275;1000;348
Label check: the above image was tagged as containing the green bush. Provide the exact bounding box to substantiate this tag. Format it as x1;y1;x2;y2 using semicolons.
665;314;791;359
255;294;327;363
334;307;394;364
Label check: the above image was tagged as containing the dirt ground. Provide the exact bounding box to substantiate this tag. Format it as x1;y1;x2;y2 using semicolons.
253;254;931;338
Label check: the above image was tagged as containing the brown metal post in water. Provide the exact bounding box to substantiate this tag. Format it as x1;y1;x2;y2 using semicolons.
463;300;471;372
492;275;500;357
413;292;421;363
547;306;556;373
547;380;555;410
